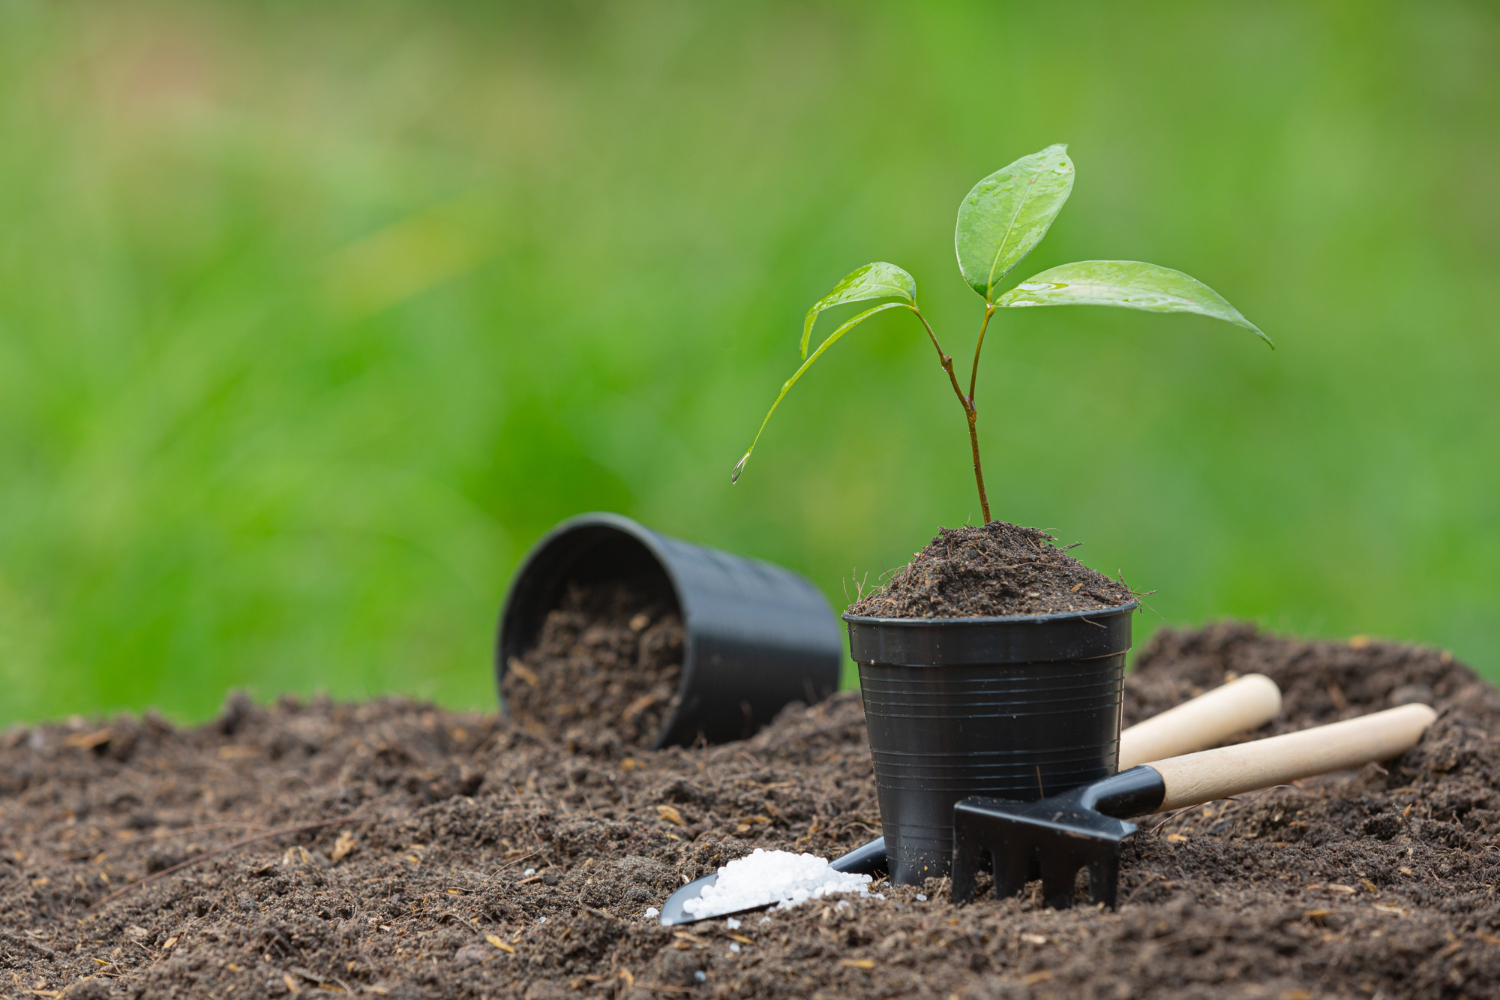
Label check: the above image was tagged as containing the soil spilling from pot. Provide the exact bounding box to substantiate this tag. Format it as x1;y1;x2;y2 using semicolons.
502;578;684;750
4;623;1499;999
847;521;1135;618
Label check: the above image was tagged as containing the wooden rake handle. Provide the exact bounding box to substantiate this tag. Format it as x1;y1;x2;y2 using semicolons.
1148;703;1437;812
1118;673;1282;770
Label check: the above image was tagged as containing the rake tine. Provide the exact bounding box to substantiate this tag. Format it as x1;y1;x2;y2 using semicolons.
996;844;1031;899
1040;852;1079;909
1086;852;1120;909
951;824;982;904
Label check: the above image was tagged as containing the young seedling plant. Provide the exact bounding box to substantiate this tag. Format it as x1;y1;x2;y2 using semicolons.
731;144;1272;523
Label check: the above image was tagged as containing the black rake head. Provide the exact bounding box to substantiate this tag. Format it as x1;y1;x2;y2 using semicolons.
950;765;1166;910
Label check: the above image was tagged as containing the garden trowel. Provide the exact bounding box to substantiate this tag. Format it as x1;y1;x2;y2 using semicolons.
950;702;1437;910
659;673;1282;925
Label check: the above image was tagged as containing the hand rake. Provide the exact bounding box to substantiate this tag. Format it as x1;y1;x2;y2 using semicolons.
951;703;1437;910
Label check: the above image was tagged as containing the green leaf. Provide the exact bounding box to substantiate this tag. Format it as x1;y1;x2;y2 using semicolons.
733;301;911;483
800;262;916;358
954;144;1075;300
995;260;1272;346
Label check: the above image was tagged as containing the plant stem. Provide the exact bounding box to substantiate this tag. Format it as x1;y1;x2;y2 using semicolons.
909;306;991;524
968;305;994;403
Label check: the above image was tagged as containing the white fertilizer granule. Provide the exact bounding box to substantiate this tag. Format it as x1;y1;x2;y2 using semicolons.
680;849;875;919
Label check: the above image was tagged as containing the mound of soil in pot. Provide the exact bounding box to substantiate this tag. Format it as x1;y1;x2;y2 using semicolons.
847;521;1134;618
502;578;684;749
3;623;1499;999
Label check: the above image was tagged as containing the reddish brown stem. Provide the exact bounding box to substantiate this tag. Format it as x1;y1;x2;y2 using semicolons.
910;306;991;523
968;305;995;404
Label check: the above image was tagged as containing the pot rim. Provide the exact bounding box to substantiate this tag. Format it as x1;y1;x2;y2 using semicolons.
841;600;1138;628
498;512;691;659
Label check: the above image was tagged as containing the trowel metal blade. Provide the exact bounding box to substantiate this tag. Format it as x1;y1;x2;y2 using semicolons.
657;836;886;926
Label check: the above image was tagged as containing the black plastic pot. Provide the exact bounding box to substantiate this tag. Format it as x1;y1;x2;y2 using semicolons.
499;513;843;748
843;603;1136;885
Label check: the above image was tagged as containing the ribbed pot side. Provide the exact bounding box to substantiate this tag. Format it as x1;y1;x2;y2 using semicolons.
844;604;1135;885
500;513;843;748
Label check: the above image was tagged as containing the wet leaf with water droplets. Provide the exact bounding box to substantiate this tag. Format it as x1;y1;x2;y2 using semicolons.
955;145;1074;300
800;263;915;358
995;260;1271;346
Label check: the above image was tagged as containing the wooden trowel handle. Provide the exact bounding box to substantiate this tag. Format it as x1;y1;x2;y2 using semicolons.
1119;673;1282;770
1149;703;1437;812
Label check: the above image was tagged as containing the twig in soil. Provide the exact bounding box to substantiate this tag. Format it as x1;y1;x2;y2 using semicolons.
0;929;58;958
88;811;368;910
58;820;271;860
1140;784;1298;835
107;913;209;986
833;819;881;835
462;851;543;889
439;912;482;936
290;964;353;993
1121;871;1165;904
580;905;621;922
1138;804;1203;834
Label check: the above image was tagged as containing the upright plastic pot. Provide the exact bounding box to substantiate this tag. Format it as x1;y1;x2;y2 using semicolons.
844;604;1136;885
499;513;843;748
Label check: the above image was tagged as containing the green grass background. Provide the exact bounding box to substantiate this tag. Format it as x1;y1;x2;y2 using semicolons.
1;1;1497;725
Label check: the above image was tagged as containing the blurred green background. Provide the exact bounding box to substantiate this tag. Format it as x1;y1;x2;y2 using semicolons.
1;1;1497;726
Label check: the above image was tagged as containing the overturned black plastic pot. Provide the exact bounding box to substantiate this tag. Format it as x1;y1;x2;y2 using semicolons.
499;513;843;748
844;603;1136;885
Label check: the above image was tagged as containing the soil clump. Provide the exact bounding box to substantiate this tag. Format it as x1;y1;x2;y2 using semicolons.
848;521;1134;618
3;623;1499;999
502;578;684;750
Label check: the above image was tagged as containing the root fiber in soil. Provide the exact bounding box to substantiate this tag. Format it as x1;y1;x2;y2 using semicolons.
3;623;1499;999
501;579;684;750
847;521;1135;619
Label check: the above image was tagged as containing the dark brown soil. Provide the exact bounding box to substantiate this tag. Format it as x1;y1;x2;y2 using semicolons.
4;623;1500;999
847;522;1135;619
502;579;684;750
